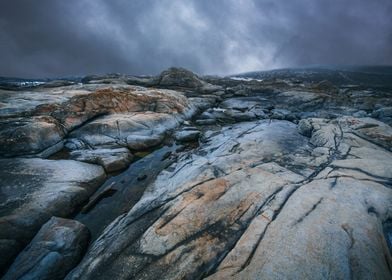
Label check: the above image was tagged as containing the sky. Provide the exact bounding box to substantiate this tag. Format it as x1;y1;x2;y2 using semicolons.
0;0;391;78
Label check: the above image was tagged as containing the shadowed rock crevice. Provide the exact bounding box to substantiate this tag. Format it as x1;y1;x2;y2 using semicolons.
293;197;324;226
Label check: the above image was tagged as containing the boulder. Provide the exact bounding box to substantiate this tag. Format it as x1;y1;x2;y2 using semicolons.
158;67;204;88
297;119;313;137
174;130;200;142
3;217;89;280
126;134;164;150
70;148;133;172
0;116;64;157
0;158;105;272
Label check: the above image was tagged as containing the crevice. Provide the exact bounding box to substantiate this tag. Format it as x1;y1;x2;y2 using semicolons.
367;206;379;217
341;224;355;249
157;207;187;230
123;176;217;228
326;174;391;188
351;131;391;151
292;197;324;226
331;166;392;186
329;177;338;189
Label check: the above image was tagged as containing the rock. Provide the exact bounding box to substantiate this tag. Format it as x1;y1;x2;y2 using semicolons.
199;108;227;121
200;83;223;94
126;134;164;150
3;217;89;280
195;119;217;125
220;97;263;111
353;110;368;118
64;121;315;279
0;158;105;272
277;90;326;111
157;68;222;94
0;116;65;157
310;122;341;148
271;108;293;120
312;80;339;92
297;119;313;137
70;148;133;172
339;116;392;150
65;138;87;150
66;117;392;279
0;84;200;157
224;177;391;280
311;147;330;157
372;107;392;125
158;67;204;88
224;109;257;122
70;113;176;148
373;107;392;118
174;130;200;142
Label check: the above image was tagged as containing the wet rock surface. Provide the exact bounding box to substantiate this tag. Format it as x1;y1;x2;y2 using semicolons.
1;66;392;279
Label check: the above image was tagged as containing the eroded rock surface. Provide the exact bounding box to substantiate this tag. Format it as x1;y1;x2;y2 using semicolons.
1;67;392;279
66;117;392;280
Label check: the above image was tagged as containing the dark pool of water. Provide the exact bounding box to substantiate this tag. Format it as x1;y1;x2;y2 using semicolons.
74;144;179;241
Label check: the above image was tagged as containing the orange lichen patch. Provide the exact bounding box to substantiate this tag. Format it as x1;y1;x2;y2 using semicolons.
154;178;231;236
31;86;189;130
225;192;262;225
190;178;230;202
160;232;225;268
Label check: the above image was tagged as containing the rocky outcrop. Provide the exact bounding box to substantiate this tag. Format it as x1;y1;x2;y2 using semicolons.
158;67;204;88
66;117;392;279
1;67;392;279
3;217;89;280
0;84;210;158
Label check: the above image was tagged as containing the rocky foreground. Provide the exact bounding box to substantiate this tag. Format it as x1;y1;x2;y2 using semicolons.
0;67;391;279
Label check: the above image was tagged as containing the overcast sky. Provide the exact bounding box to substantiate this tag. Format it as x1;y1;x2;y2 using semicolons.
0;0;391;78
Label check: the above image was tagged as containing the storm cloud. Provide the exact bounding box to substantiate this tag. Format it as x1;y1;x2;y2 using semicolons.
0;0;391;78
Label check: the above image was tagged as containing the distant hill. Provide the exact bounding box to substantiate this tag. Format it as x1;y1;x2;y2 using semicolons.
232;65;392;88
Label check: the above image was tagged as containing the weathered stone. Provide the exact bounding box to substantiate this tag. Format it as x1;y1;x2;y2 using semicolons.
126;134;164;150
70;148;133;172
0;158;105;272
310;122;340;148
0;84;202;157
297;119;313;137
158;67;204;88
0;116;65;157
226;177;391;280
3;217;89;280
65;121;317;279
174;130;200;142
65;138;87;150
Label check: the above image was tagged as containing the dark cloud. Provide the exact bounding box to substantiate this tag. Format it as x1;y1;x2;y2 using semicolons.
0;0;391;78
